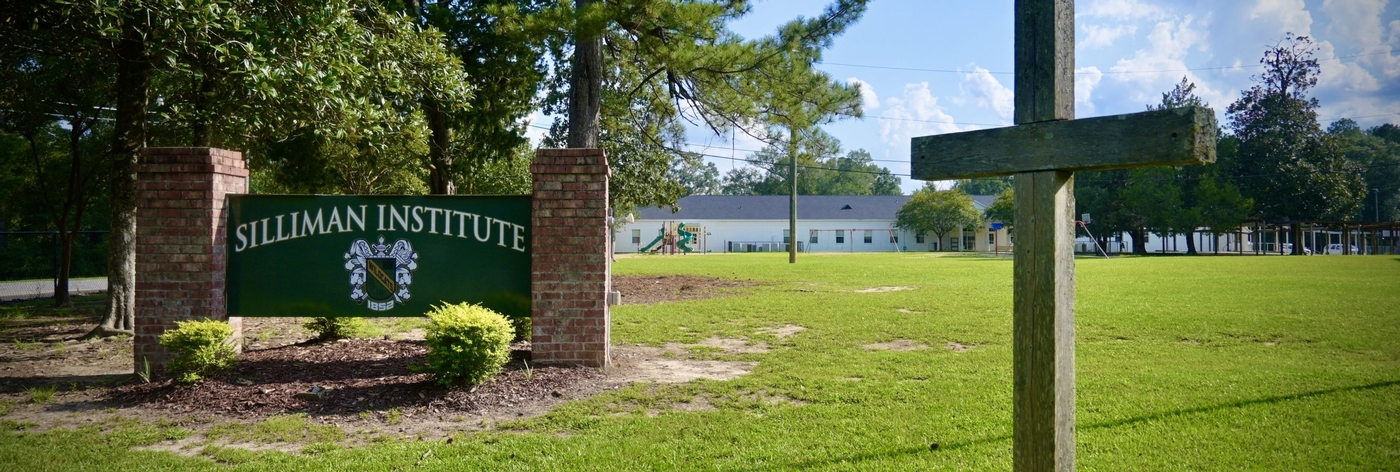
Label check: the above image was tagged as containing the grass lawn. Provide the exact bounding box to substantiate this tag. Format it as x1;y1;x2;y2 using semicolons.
3;254;1398;470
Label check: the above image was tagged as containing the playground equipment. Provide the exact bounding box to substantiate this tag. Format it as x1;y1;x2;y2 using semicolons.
640;222;704;254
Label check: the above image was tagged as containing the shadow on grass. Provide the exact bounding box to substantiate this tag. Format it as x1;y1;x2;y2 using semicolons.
788;378;1400;469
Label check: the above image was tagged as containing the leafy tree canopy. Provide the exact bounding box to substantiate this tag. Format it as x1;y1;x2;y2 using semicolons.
894;187;982;250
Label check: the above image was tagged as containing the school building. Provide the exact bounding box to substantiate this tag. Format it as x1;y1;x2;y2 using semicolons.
614;195;1009;254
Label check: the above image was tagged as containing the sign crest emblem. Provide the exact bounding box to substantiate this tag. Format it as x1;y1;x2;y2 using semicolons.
344;236;418;311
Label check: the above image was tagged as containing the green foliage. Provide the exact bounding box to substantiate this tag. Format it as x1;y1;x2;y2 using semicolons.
720;137;899;196
954;177;1013;196
542;0;870;211
894;187;983;249
507;315;532;344
416;302;513;387
670;152;723;196
985;188;1015;227
1224;34;1364;220
1332;124;1400;222
303;317;374;342
158;319;237;383
25;385;57;404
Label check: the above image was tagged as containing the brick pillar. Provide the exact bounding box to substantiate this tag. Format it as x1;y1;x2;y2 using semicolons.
530;148;610;367
134;147;247;372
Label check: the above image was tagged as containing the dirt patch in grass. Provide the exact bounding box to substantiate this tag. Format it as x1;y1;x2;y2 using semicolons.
613;275;758;305
695;337;770;354
945;342;976;352
609;344;758;383
854;286;915;293
862;339;928;351
760;324;807;339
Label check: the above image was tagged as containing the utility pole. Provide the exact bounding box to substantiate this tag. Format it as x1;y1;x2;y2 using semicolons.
789;125;799;264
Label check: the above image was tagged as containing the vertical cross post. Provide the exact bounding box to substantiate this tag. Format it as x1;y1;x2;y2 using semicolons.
911;2;1214;469
1013;1;1076;470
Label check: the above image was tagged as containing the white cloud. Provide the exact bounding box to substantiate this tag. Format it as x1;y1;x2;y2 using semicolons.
1075;67;1104;114
1249;0;1313;36
1105;16;1226;105
957;66;1014;122
847;77;881;111
880;82;962;152
1080;0;1167;20
1314;40;1382;93
1082;24;1138;49
1321;0;1400;79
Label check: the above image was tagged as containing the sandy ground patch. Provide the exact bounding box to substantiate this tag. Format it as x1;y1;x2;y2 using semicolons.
862;339;929;351
854;286;915;293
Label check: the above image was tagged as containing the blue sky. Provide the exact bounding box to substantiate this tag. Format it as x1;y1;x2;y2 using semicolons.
537;0;1400;194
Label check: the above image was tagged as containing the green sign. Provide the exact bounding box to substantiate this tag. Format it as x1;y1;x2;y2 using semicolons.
227;195;531;318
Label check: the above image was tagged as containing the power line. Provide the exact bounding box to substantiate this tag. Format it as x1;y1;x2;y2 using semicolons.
819;51;1398;76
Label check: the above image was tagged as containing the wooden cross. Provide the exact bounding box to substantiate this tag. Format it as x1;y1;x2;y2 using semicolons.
909;1;1215;470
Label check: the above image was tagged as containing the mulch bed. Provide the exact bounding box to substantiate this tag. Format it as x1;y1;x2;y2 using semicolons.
107;339;604;418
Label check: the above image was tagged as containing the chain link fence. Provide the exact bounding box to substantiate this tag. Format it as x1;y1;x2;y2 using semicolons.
0;231;109;301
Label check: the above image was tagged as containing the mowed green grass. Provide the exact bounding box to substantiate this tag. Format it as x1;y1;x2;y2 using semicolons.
3;254;1398;470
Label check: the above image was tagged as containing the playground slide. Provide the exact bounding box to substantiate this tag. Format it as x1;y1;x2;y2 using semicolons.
639;233;666;253
676;226;694;253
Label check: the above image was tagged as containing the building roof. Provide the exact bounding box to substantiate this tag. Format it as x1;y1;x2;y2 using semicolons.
633;194;993;221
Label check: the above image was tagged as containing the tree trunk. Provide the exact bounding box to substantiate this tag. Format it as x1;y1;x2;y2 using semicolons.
1131;227;1148;255
566;0;602;148
1184;228;1197;255
425;97;454;194
1291;223;1305;255
88;15;149;338
190;70;215;147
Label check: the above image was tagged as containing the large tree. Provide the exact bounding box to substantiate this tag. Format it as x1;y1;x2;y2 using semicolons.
545;0;869;213
894;186;982;251
4;0;472;336
1225;34;1364;255
1329;120;1400;223
0;37;113;306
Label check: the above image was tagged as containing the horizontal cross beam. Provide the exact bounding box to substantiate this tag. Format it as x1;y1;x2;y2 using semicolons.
911;106;1217;181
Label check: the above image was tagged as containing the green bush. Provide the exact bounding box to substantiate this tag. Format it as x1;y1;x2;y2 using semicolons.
506;315;531;343
416;303;513;387
303;317;373;341
159;319;238;383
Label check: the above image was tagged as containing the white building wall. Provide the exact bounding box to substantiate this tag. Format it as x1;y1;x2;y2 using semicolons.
616;218;1010;254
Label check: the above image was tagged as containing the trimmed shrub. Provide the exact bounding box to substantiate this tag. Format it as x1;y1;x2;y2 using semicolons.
159;319;237;383
303;317;373;341
416;303;513;386
506;315;531;343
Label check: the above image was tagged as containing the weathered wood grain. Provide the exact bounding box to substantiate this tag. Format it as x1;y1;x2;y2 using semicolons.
911;106;1217;181
1015;0;1075;124
1012;170;1077;472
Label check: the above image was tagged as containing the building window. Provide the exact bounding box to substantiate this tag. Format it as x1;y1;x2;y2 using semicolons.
631;229;641;244
836;230;845;244
783;229;790;244
890;233;898;243
863;230;873;244
964;235;976;250
950;237;960;251
810;230;819;244
988;233;995;245
916;233;925;244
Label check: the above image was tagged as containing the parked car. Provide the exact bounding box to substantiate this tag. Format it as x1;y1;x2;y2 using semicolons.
1281;243;1312;255
1324;244;1360;255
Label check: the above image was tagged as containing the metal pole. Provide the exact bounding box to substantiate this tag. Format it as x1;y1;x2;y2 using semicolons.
788;127;798;264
